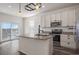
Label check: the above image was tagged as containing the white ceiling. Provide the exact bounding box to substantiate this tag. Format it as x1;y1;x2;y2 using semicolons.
0;3;78;17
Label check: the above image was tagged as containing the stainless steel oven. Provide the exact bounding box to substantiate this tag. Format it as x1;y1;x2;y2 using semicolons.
50;20;62;47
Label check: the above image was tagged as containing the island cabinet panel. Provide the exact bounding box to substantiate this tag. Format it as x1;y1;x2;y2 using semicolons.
19;37;53;55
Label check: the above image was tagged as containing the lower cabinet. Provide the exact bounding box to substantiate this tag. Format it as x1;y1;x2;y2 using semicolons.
60;34;76;49
19;37;53;55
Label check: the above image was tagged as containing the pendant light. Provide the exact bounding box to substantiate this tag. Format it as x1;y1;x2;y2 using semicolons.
25;3;41;11
35;3;40;12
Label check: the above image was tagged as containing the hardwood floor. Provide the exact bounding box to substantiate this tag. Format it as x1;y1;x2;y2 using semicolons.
53;41;79;55
0;40;79;55
0;40;25;55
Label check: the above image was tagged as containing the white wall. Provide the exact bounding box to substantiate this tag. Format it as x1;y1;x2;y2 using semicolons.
0;12;23;40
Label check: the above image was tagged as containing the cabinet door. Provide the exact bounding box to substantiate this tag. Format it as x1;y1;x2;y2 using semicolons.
60;35;71;48
61;35;68;42
45;15;51;27
61;9;75;26
40;15;46;27
61;41;70;48
60;35;69;48
35;16;41;26
55;12;61;21
51;14;55;22
67;8;75;26
68;35;76;49
61;10;68;26
61;34;76;49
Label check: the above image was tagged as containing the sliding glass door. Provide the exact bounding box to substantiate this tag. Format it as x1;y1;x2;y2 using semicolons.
0;22;19;42
11;24;19;40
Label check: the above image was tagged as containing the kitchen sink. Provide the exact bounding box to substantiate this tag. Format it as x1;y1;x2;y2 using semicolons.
35;33;49;36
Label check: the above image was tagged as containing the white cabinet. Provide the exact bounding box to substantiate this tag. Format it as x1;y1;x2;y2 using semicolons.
40;15;46;27
67;8;75;26
19;37;53;55
40;8;76;28
61;8;76;27
40;15;51;27
51;13;56;22
51;12;61;21
55;12;61;21
35;16;41;26
45;15;51;27
61;10;68;26
60;34;76;49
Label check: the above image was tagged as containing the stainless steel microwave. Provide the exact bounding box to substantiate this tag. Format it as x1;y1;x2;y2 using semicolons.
50;21;61;27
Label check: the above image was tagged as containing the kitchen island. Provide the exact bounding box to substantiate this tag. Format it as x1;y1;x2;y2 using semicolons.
18;34;53;55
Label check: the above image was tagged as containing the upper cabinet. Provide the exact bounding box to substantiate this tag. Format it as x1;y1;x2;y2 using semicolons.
24;6;78;30
67;8;75;26
61;10;68;26
40;15;46;27
61;8;76;27
51;13;56;22
45;15;51;27
42;8;76;27
55;12;61;21
51;12;61;21
40;14;51;27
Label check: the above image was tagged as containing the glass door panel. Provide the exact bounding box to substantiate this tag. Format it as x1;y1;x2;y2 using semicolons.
1;23;11;41
0;22;19;42
11;24;19;40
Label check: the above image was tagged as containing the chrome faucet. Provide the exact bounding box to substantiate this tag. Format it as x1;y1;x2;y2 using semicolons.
38;25;40;34
38;25;44;34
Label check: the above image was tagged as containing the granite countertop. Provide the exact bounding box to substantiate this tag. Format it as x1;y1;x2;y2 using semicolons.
18;34;52;40
62;32;76;35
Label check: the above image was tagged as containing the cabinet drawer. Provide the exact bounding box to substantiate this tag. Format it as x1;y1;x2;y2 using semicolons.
61;35;75;42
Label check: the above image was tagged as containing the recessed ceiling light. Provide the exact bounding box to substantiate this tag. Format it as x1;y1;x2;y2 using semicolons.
8;6;12;8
